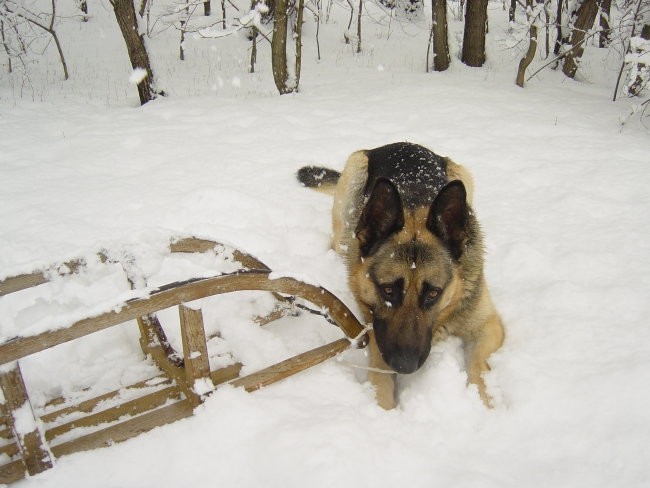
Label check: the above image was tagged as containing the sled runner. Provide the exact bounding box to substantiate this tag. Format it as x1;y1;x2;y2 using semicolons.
0;237;368;483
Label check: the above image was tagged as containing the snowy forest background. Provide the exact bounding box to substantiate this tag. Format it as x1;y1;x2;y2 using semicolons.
0;0;648;109
1;1;650;487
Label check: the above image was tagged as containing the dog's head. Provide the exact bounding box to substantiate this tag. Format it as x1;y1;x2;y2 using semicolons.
353;178;469;374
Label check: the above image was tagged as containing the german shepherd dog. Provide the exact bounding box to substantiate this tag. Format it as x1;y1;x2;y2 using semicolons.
297;142;504;409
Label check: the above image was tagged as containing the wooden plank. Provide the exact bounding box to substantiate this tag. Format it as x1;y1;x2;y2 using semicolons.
136;313;183;367
169;237;222;254
0;271;367;364
231;338;351;392
41;364;241;439
179;305;211;406
0;460;26;485
0;255;106;297
170;237;271;271
41;375;173;424
0;363;52;476
0;272;48;296
0;442;19;458
210;363;242;385
45;386;180;442
50;400;193;458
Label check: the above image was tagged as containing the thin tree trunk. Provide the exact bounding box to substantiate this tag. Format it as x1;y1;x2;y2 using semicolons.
356;0;362;53
554;0;568;56
316;0;322;60
628;24;650;96
295;0;304;86
205;1;211;16
544;0;551;58
509;0;516;22
250;28;257;73
598;0;611;48
431;0;450;71
271;0;290;93
462;0;489;67
562;0;599;79
516;0;538;86
1;20;11;74
47;0;69;80
112;0;157;104
179;0;189;60
222;0;226;28
79;0;88;21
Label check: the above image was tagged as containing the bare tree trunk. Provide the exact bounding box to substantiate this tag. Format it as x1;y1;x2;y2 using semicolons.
250;28;257;73
554;0;569;56
598;0;611;48
356;0;362;53
271;0;290;93
295;0;304;84
516;0;538;86
431;0;450;71
271;0;304;94
628;23;650;96
1;20;11;74
222;0;226;28
316;0;322;60
112;0;158;104
179;0;187;61
346;0;354;43
462;0;488;67
79;0;88;21
205;1;211;16
562;0;599;79
543;0;551;58
509;0;516;22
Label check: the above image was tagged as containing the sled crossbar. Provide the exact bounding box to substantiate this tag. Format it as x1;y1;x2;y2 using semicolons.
0;237;368;484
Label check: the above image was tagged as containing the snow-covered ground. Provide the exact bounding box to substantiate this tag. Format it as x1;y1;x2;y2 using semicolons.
1;1;649;487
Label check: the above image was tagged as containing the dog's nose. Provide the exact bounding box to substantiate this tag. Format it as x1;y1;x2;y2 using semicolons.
387;350;421;374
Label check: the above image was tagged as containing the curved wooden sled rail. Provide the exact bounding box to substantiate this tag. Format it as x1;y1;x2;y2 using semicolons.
0;238;368;484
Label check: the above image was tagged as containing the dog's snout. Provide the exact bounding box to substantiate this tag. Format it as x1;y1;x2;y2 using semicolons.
387;351;421;374
374;318;432;375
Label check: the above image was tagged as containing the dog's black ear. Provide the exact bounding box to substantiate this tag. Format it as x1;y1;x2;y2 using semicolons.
426;180;468;261
356;178;404;257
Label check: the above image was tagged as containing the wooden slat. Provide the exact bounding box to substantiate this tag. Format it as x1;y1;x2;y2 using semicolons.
0;460;26;485
170;237;271;271
41;375;173;424
50;400;193;458
0;271;367;365
0;442;19;458
0;272;48;296
136;313;183;367
0;363;52;475
0;255;106;296
231;338;351;392
45;386;180;442
210;363;242;385
170;238;291;305
179;305;211;406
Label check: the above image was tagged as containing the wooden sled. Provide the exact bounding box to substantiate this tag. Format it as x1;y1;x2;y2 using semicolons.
0;237;369;483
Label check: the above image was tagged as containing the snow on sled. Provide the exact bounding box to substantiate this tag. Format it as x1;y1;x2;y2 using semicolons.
0;237;369;483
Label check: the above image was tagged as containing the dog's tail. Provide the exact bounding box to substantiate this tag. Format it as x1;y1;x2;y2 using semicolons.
296;166;341;195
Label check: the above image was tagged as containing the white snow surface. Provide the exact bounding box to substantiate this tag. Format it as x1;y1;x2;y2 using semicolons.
1;1;649;487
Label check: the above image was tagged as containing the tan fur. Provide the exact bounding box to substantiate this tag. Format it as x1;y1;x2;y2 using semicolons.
305;147;503;409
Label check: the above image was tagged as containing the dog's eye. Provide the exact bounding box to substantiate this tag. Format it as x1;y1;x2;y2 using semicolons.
378;281;402;304
382;285;394;297
421;286;442;308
